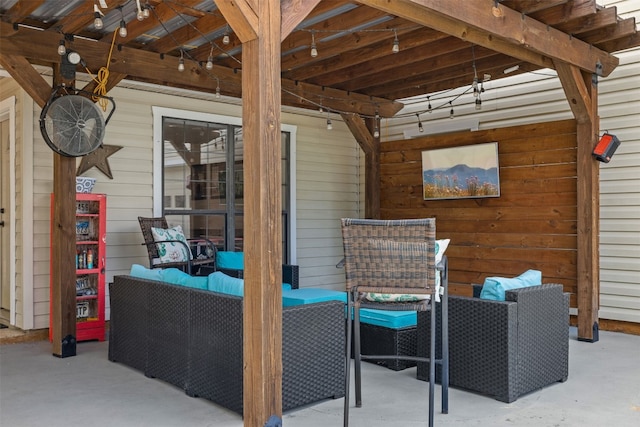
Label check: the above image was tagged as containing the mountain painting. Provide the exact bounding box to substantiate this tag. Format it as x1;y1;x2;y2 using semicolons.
422;142;500;200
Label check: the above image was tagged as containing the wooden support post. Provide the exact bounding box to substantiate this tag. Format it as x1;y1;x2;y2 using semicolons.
217;0;284;424
576;73;600;342
51;70;78;357
555;61;600;342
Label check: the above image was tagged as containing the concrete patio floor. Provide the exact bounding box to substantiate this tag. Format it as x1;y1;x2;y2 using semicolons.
1;327;639;427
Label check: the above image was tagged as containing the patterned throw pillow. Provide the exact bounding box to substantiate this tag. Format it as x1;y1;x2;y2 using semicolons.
150;225;192;264
363;239;450;303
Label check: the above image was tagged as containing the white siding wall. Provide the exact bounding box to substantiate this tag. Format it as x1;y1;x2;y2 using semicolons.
17;84;359;329
383;0;640;324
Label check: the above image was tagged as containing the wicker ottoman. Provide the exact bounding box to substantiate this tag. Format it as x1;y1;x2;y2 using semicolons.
359;322;417;371
352;309;417;371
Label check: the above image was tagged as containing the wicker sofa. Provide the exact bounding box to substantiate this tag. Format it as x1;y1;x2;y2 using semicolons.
416;283;569;403
108;275;345;414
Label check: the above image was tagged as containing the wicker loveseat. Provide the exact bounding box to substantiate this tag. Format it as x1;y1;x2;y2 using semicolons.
108;275;345;414
416;283;569;403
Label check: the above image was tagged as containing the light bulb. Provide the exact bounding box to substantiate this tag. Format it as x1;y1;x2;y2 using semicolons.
215;85;221;98
222;33;230;45
326;118;333;130
475;98;482;110
94;13;103;29
119;20;127;38
427;98;432;113
178;58;185;72
57;39;66;56
206;57;213;70
373;127;380;138
449;107;455;119
417;114;423;132
137;10;145;21
392;33;399;53
143;6;150;18
310;43;318;58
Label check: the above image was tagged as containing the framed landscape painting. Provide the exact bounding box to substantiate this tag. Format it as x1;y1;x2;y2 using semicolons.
422;142;500;200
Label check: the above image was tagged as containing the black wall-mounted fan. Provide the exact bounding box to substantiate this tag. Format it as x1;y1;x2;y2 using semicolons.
39;87;116;157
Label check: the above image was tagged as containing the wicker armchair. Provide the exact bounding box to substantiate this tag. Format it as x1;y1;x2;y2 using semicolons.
416;283;569;403
340;218;448;427
138;216;216;276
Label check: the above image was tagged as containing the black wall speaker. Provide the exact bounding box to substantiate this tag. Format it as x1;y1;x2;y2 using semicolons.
593;133;620;163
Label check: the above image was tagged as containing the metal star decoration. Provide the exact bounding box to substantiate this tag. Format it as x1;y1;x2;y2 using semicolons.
76;144;123;179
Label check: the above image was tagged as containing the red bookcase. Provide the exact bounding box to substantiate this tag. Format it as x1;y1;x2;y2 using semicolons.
50;193;107;342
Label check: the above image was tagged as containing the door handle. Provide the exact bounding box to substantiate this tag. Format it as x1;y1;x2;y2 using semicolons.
0;221;4;227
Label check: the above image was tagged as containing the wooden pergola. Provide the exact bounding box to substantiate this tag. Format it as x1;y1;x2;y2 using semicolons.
1;1;639;424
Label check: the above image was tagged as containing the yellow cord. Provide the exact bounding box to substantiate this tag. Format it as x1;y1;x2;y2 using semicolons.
85;30;118;111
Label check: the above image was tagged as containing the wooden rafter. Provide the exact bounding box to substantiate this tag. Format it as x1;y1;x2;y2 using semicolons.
357;0;619;76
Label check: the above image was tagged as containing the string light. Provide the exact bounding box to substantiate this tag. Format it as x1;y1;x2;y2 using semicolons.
449;101;455;119
310;31;318;58
222;26;230;45
178;50;185;72
93;3;103;29
373;110;380;138
326;118;333;130
215;78;221;98
118;6;127;38
427;96;432;113
143;1;150;18
392;30;399;53
416;113;423;132
206;46;214;70
475;97;482;110
57;39;66;55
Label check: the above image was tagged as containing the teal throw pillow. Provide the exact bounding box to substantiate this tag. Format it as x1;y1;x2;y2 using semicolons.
129;264;164;282
185;275;208;290
208;271;245;296
480;269;542;301
162;268;193;286
216;251;244;269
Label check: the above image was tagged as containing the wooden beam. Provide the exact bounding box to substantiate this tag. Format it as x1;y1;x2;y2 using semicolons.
341;113;380;219
0;51;51;108
0;21;400;117
281;0;321;39
81;71;128;97
0;0;45;31
219;0;283;423
555;61;592;123
358;0;619;76
215;0;259;43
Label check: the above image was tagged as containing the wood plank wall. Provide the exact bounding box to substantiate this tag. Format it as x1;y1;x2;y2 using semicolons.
380;119;578;306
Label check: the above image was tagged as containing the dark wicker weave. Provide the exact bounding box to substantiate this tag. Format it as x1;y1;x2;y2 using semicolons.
340;218;448;427
138;216;216;275
416;284;569;403
108;275;345;415
358;323;417;371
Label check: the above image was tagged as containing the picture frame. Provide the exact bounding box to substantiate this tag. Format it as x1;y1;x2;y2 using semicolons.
422;142;500;200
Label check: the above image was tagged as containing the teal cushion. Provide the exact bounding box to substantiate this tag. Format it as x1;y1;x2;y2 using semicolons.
282;288;347;307
216;251;244;269
207;271;245;296
161;268;192;286
129;264;164;282
359;309;416;329
480;269;542;301
185;275;208;290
